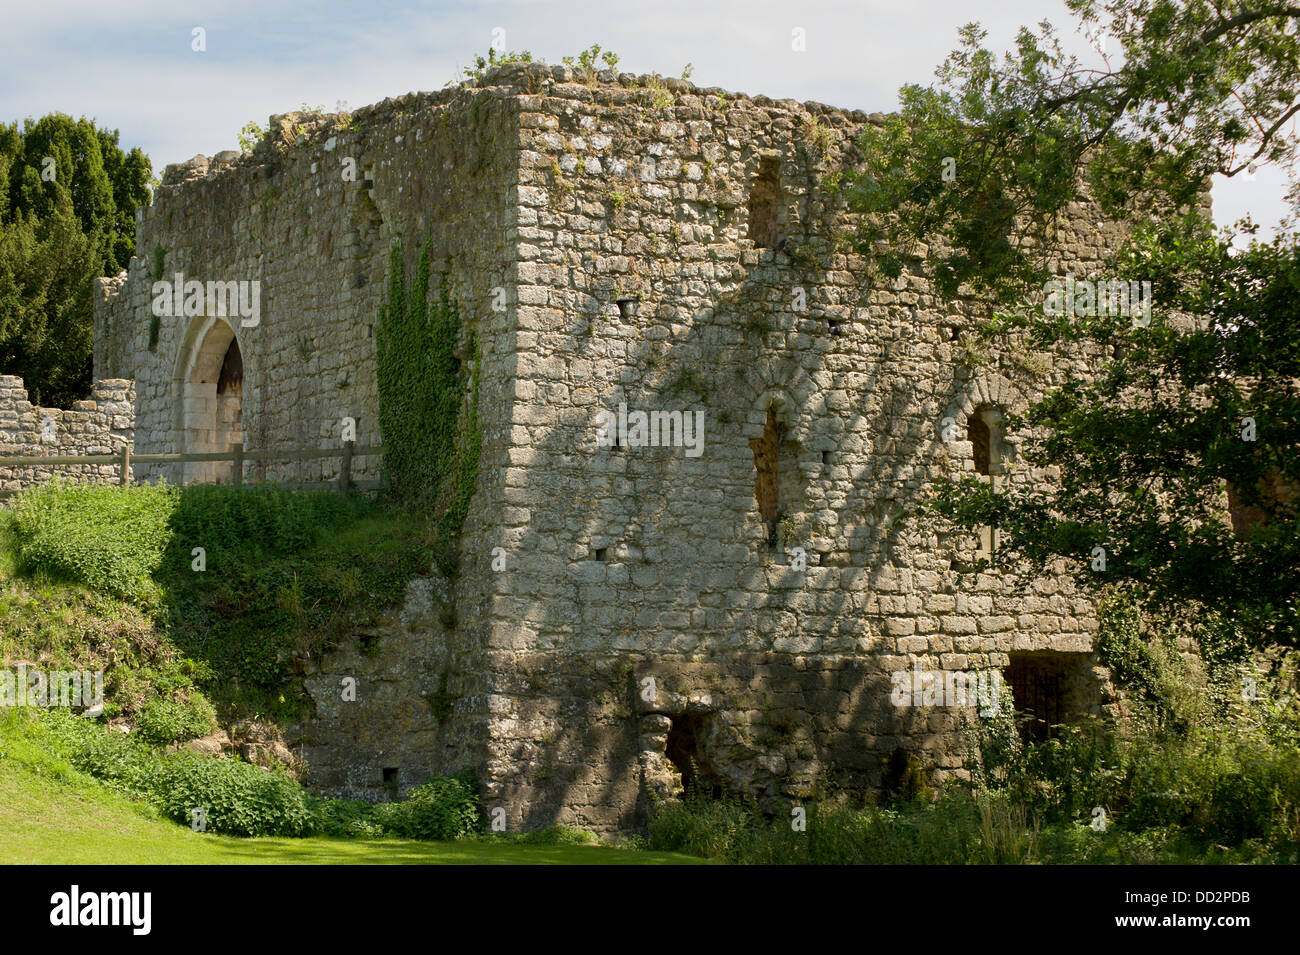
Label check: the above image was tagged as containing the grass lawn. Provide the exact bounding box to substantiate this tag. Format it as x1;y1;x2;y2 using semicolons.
0;757;701;865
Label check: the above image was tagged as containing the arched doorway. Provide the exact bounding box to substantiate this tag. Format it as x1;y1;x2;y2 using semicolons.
180;318;243;483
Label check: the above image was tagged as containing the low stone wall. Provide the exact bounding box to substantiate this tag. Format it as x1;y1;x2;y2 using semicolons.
0;376;135;494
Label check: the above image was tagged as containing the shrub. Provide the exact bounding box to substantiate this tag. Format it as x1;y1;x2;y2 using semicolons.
133;692;217;745
154;754;313;837
163;483;369;573
311;797;385;838
63;721;160;800
371;770;482;840
11;480;178;603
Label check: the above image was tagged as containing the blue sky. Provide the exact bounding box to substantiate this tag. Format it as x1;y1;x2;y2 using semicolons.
0;0;1290;233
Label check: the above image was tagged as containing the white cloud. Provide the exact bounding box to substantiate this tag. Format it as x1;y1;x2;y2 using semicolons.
1;0;1291;229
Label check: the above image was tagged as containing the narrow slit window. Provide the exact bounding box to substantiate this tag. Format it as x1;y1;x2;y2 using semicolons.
747;157;782;249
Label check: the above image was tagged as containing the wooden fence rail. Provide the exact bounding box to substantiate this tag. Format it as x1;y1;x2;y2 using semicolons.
0;441;383;496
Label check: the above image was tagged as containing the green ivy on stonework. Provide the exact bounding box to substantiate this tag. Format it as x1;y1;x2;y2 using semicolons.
376;238;480;572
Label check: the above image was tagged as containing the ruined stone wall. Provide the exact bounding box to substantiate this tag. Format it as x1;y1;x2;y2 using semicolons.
91;82;529;800
476;65;1122;832
93;272;131;381
92;85;521;492
0;376;134;494
87;64;1139;831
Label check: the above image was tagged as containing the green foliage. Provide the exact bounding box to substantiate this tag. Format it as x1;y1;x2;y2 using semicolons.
647;789;1044;864
236;122;264;152
22;703;485;843
41;709;308;836
963;594;1300;852
7;481;369;609
460;47;536;83
153;754;314;836
161;504;431;703
10;479;178;604
0;113;152;405
841;3;1300;301
311;797;386;838
927;217;1300;650
3;480;428;714
133;692;217;745
562;44;620;73
370;770;483;840
149;241;165;281
163;483;369;573
375;239;480;564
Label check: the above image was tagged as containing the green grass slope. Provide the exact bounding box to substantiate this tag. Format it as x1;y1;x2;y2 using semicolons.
0;723;698;865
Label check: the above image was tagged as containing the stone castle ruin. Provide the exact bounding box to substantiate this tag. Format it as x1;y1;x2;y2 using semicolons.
83;63;1132;831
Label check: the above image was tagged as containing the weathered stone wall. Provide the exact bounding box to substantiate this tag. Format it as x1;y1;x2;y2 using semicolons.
472;65;1124;832
91;64;1142;831
91;81;529;798
292;574;490;800
92;85;523;492
93;272;131;381
0;376;134;494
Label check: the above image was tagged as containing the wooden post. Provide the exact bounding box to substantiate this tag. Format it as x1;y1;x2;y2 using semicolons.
339;440;353;492
232;443;244;486
119;445;131;486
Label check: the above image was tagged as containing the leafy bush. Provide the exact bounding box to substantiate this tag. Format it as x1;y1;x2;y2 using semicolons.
163;484;370;574
8;481;372;606
62;721;160;800
133;692;217;745
646;790;1029;865
311;798;386;838
154;754;314;837
371;770;482;840
11;480;178;603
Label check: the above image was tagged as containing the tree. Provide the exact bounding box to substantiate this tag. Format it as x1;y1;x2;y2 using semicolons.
842;0;1300;301
842;2;1300;648
0;114;151;405
930;215;1300;648
0;199;98;408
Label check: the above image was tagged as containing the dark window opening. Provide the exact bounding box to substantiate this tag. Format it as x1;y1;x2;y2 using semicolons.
882;747;928;803
593;547;607;562
747;156;782;249
665;714;722;800
968;413;991;476
216;338;243;396
1006;652;1092;742
1227;473;1295;539
821;450;830;468
948;326;961;341
382;766;399;798
828;319;842;336
750;406;785;547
